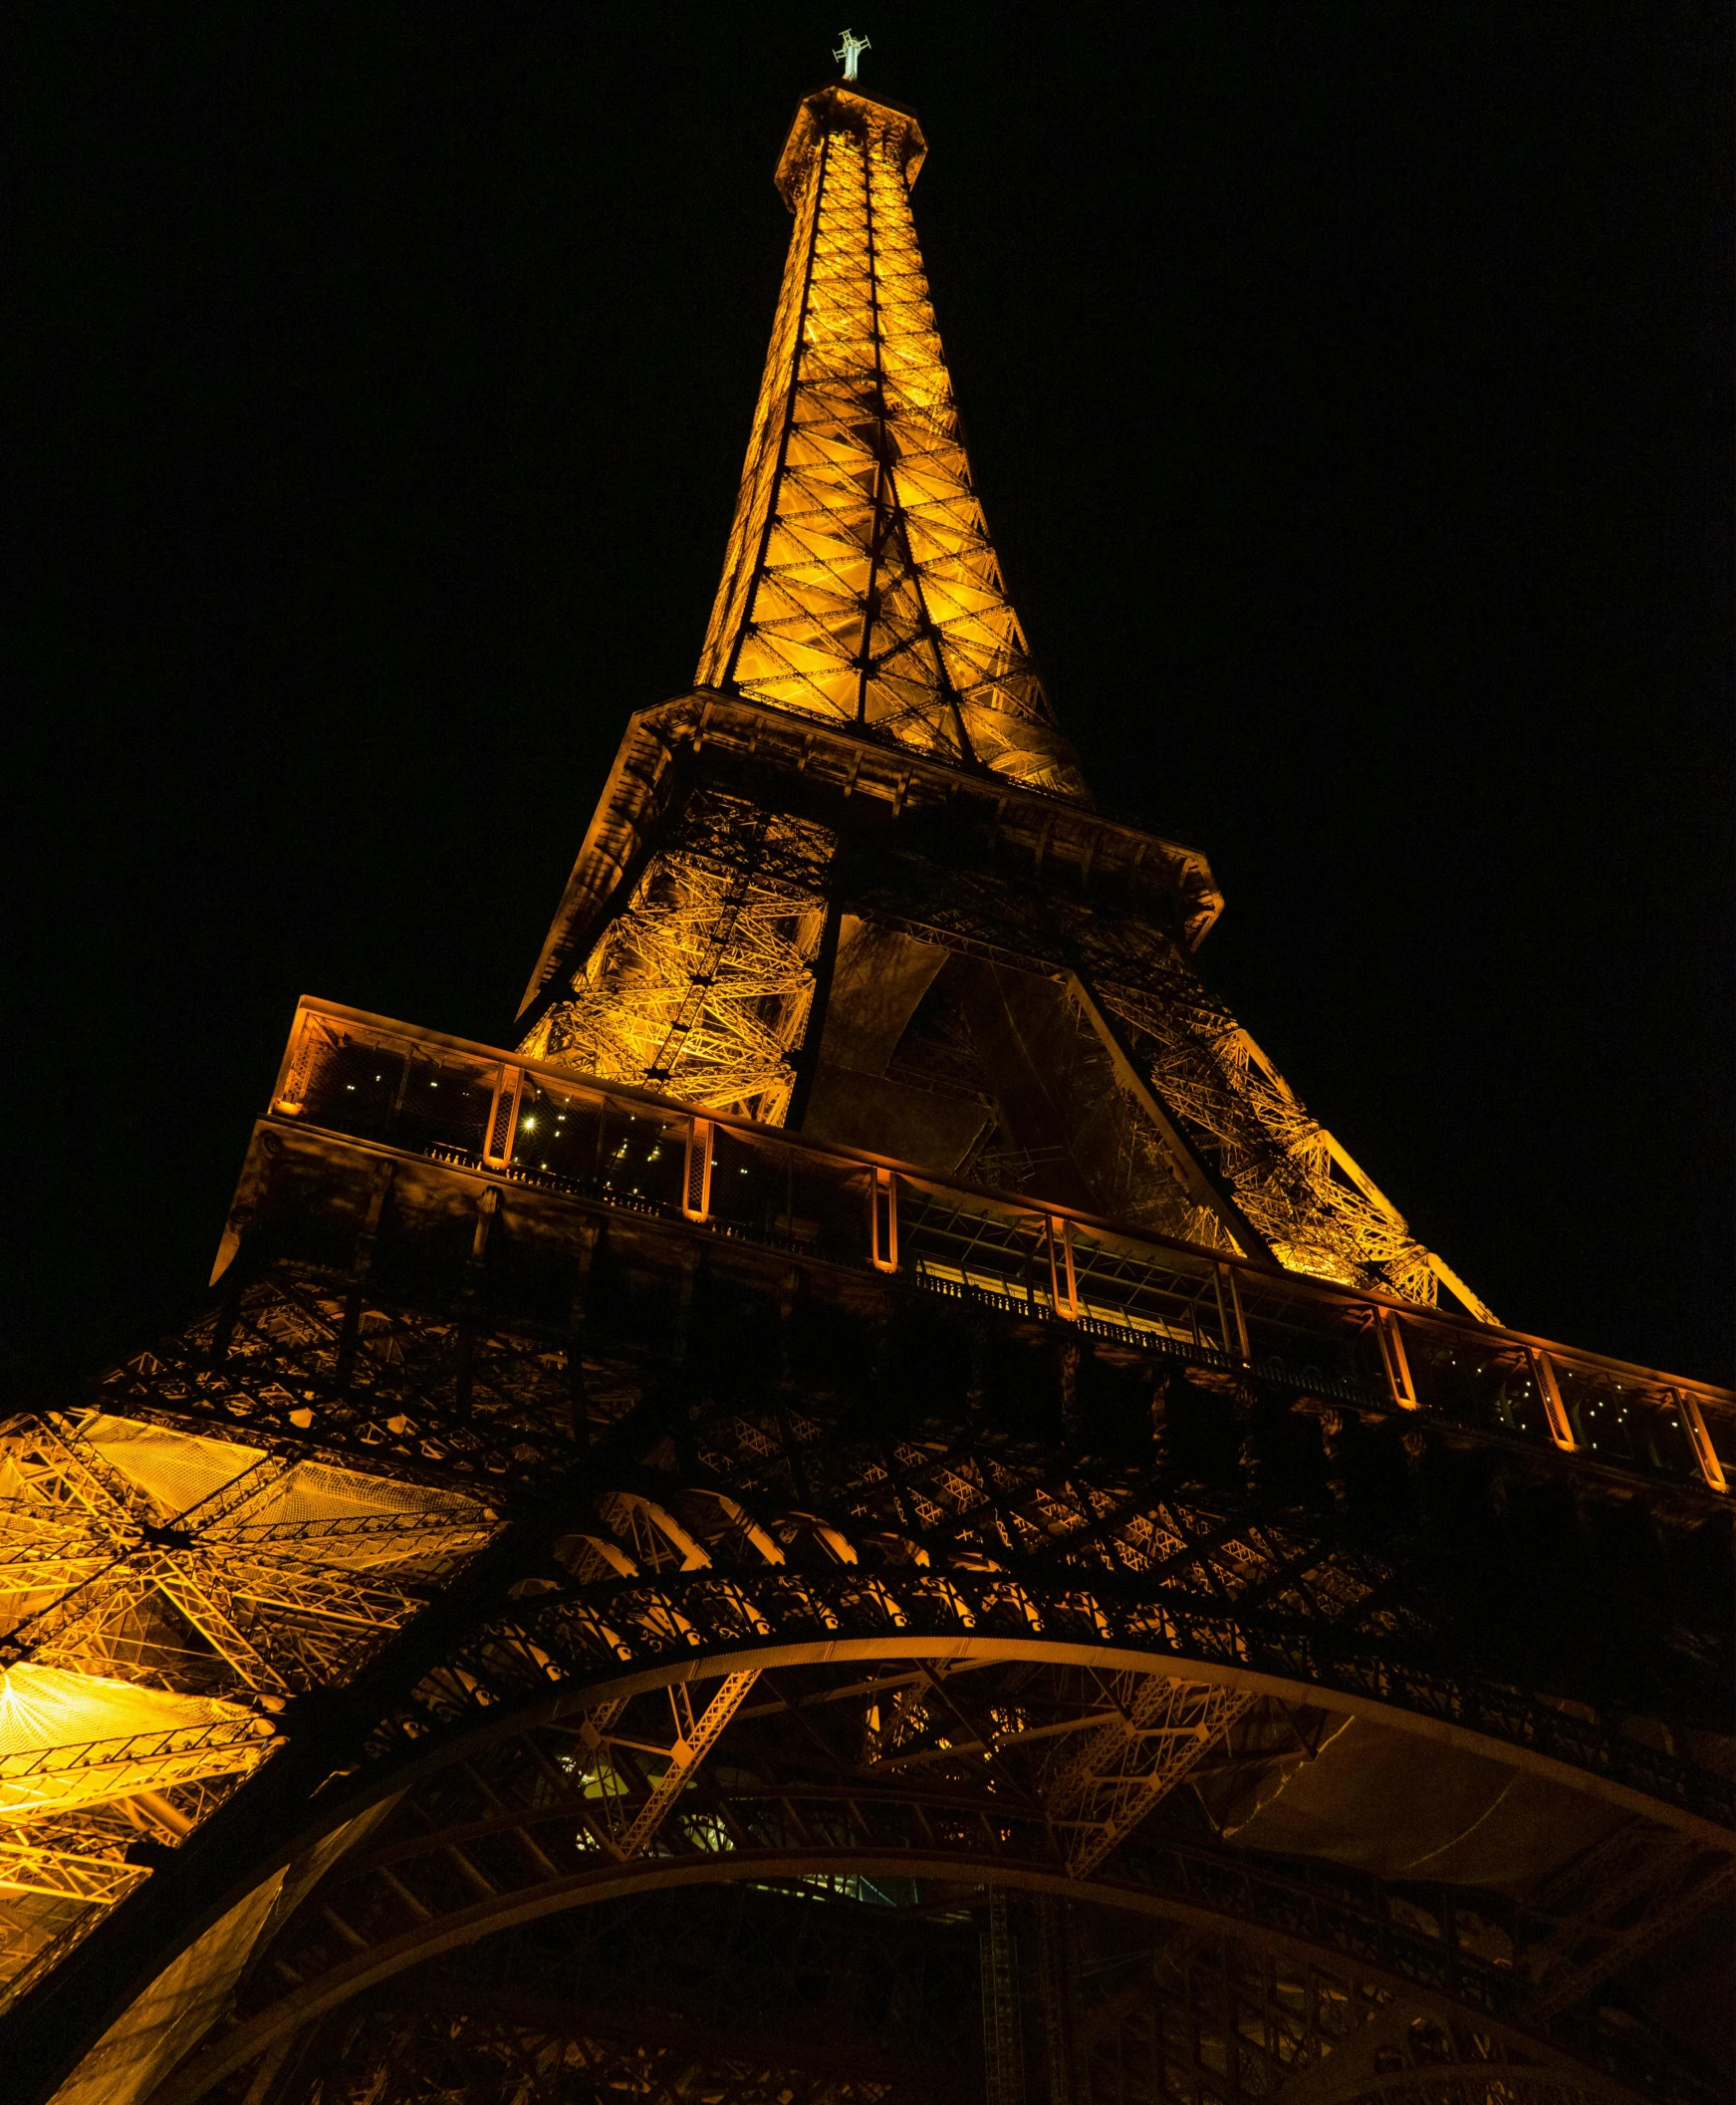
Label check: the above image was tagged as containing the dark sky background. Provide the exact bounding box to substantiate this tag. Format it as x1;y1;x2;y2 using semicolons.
11;3;1731;1401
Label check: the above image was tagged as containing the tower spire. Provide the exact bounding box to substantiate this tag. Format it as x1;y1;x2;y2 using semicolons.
697;86;1087;801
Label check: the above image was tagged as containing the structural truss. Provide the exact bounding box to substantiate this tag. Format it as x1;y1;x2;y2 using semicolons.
1;67;1728;2105
697;86;1087;800
525;791;833;1124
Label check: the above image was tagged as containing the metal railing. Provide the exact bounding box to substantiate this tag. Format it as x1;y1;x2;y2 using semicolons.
266;998;1733;1495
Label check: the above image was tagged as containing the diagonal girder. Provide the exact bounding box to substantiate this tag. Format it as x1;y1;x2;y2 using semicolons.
1045;1673;1256;1877
610;1671;761;1861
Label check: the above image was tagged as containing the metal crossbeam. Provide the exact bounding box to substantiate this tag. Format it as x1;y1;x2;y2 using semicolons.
0;1845;148;1907
1047;1675;1256;1878
611;1672;761;1861
1524;1834;1736;2020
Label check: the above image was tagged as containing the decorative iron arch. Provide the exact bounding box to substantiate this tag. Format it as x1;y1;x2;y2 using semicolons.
46;1629;1717;2105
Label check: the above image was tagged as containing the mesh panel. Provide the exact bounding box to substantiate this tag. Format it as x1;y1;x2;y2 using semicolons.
237;1465;485;1527
81;1421;265;1517
0;1667;260;1762
486;1080;517;1160
80;1419;490;1527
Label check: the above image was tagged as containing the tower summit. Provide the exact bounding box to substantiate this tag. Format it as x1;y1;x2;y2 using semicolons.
1;66;1729;2105
517;81;1490;1308
700;84;1086;798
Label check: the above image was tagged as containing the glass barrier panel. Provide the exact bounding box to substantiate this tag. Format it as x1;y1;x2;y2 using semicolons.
1552;1366;1702;1479
784;1151;871;1265
1640;1395;1707;1479
1232;1275;1402;1406
1404;1333;1550;1441
703;1125;868;1258
1552;1364;1621;1461
300;1029;407;1145
1248;1313;1380;1406
898;1186;1049;1309
274;1018;1732;1487
594;1100;686;1211
704;1122;782;1236
1066;1230;1211;1346
393;1046;497;1161
509;1075;607;1188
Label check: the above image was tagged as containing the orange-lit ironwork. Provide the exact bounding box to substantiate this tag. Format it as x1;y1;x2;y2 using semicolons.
0;1407;497;2012
524;82;1483;1308
700;86;1086;800
523;792;832;1123
1;70;1727;2105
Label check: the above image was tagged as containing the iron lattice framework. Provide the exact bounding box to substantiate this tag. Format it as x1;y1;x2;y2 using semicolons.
522;82;1489;1309
697;87;1086;798
1;70;1730;2105
525;791;834;1123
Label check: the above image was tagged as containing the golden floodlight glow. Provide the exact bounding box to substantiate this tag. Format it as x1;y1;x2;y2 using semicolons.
699;87;1088;800
525;798;832;1123
524;793;833;1126
0;1411;499;2007
0;1667;274;1822
519;88;1486;1303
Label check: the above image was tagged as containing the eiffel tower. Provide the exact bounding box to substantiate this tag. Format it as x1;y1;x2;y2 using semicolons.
3;74;1730;2105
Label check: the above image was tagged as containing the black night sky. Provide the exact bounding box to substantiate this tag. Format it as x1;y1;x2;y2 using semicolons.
11;5;1732;1402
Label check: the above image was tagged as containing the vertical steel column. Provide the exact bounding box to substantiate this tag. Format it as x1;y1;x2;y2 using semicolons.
1215;1263;1252;1367
482;1063;523;1170
1669;1389;1727;1493
869;1169;898;1273
1033;1897;1081;2105
682;1118;715;1222
1376;1308;1418;1409
1048;1216;1079;1320
980;1887;1026;2105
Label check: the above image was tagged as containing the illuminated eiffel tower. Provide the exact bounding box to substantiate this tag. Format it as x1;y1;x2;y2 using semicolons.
1;74;1730;2105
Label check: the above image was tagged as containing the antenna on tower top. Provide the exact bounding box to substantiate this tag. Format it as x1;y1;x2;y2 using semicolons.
834;28;869;82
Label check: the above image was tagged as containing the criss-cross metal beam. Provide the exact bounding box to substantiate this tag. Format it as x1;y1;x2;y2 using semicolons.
1045;1674;1257;1877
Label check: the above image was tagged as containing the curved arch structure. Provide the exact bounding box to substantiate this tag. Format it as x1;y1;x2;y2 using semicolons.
10;1328;1731;2105
31;1630;1735;2105
2;70;1729;2105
